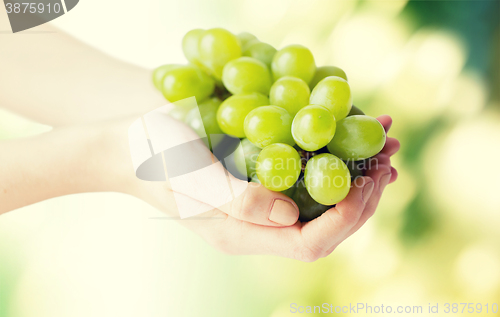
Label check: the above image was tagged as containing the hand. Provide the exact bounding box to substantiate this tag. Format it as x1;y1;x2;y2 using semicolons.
0;112;399;261
117;113;400;262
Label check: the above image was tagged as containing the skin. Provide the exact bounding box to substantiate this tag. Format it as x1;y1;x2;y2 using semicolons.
0;12;400;261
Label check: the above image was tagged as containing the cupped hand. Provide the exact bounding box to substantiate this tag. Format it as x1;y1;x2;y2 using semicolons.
115;112;399;261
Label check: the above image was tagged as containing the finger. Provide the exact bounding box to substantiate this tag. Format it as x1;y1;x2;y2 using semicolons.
370;153;391;166
376;115;392;132
390;166;398;183
370;155;397;183
298;176;375;257
219;180;300;227
325;164;392;253
342;164;392;238
381;137;400;156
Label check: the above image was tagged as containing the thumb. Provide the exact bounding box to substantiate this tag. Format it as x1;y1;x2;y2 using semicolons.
219;178;300;226
166;152;298;226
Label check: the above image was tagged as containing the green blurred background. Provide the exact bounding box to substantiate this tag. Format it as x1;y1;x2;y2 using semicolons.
1;0;499;316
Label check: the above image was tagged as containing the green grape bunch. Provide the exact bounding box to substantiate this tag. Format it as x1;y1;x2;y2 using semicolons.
151;28;386;221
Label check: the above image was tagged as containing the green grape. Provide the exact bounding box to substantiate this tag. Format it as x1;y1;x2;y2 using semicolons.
256;143;301;191
292;105;336;152
182;29;205;68
348;105;365;116
185;97;224;149
309;66;348;89
222;57;272;95
199;28;242;80
243;39;261;52
243;42;277;68
269;76;310;116
237;32;258;51
271;44;316;84
234;138;262;178
152;64;182;91
244;105;295;148
216;92;269;138
309;76;352;121
292;179;332;222
327;115;386;161
168;102;197;122
304;153;351;205
161;65;215;103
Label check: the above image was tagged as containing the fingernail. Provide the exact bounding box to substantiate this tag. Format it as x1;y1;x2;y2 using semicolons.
380;173;392;191
362;181;374;204
269;199;299;226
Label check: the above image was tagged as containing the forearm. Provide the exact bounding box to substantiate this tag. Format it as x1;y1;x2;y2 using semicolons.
0;121;133;214
0;10;164;126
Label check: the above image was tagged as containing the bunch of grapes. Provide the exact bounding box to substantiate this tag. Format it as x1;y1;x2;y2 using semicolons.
152;28;386;221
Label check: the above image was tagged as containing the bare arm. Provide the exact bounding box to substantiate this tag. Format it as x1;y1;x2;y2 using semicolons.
0;120;132;213
0;10;164;126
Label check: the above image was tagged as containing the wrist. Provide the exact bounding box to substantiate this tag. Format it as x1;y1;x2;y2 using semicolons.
96;115;184;217
87;117;141;196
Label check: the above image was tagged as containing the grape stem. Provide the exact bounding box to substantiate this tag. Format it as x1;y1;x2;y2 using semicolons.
298;149;317;172
213;84;231;100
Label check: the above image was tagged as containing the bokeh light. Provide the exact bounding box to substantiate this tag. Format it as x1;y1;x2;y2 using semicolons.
425;112;500;234
454;242;500;298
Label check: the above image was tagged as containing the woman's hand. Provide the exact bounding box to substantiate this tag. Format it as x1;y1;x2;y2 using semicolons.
115;113;400;261
171;115;399;261
1;112;399;262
